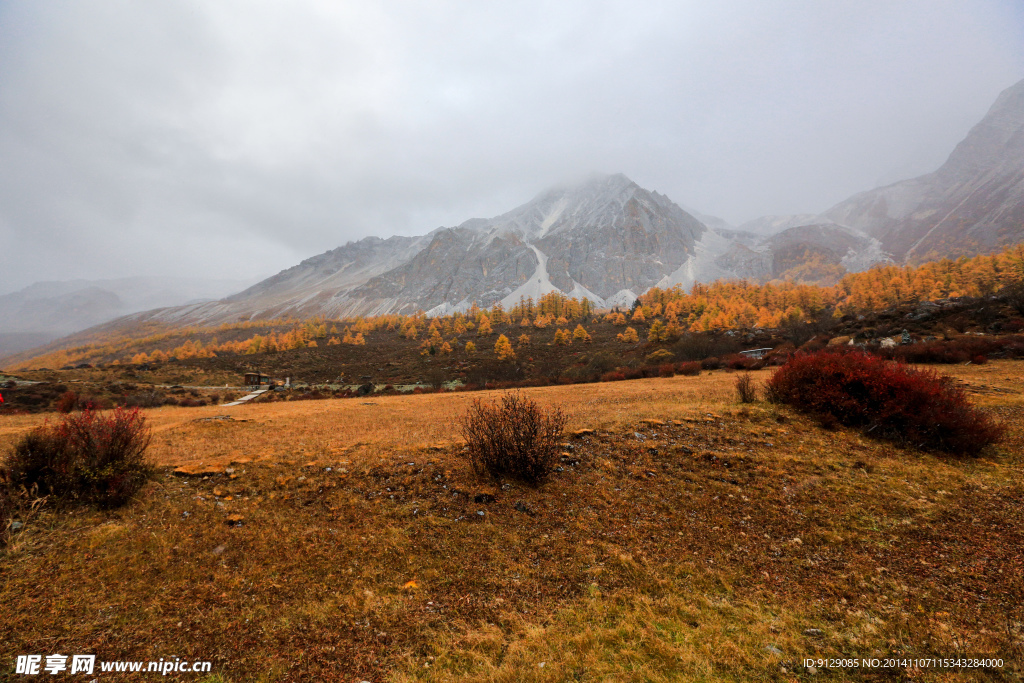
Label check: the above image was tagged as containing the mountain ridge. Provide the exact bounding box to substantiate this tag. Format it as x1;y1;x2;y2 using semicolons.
823;78;1024;262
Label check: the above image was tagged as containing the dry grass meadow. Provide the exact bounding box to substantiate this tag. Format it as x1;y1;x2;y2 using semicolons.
1;362;1022;681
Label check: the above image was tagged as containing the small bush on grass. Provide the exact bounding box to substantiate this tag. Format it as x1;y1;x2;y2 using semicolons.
735;372;757;403
461;391;567;484
6;407;154;507
765;350;1003;455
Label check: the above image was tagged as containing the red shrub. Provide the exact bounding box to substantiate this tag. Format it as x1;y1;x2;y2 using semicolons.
701;357;722;370
880;335;1024;364
724;354;751;370
765;350;1003;455
676;361;701;376
601;371;626;382
7;407;153;507
55;391;78;413
622;368;643;380
658;363;675;377
972;355;988;365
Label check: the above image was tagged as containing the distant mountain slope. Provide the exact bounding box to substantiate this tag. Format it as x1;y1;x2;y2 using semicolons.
825;78;1024;262
0;276;257;359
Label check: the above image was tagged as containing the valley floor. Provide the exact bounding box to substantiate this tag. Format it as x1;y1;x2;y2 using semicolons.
1;364;1022;681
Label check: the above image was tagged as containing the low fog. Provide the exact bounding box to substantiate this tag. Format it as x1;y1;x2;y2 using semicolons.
1;0;1022;294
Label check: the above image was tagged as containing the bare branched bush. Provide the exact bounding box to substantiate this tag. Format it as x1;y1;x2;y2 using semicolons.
461;391;567;484
735;372;757;403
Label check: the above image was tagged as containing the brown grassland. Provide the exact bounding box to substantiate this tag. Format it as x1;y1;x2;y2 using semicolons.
1;362;1022;681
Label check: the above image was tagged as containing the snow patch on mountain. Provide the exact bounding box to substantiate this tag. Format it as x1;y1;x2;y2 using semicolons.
605;289;639;308
499;245;560;309
426;298;473;317
566;279;605;307
535;196;570;239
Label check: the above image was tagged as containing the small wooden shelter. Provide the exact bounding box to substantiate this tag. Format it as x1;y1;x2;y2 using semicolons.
244;372;271;387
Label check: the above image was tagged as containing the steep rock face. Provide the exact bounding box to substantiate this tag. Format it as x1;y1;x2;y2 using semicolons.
533;177;706;299
333;228;538;316
713;241;773;280
825;78;1024;262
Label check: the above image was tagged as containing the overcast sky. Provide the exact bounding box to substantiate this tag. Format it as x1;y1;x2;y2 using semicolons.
1;1;1022;295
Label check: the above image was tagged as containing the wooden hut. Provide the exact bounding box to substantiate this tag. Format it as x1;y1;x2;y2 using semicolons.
244;372;271;387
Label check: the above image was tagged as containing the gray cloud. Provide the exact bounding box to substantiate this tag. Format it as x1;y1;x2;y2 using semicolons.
1;0;1022;294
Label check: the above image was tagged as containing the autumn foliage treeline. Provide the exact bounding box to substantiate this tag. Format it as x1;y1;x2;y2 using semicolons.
638;243;1024;332
13;244;1024;370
